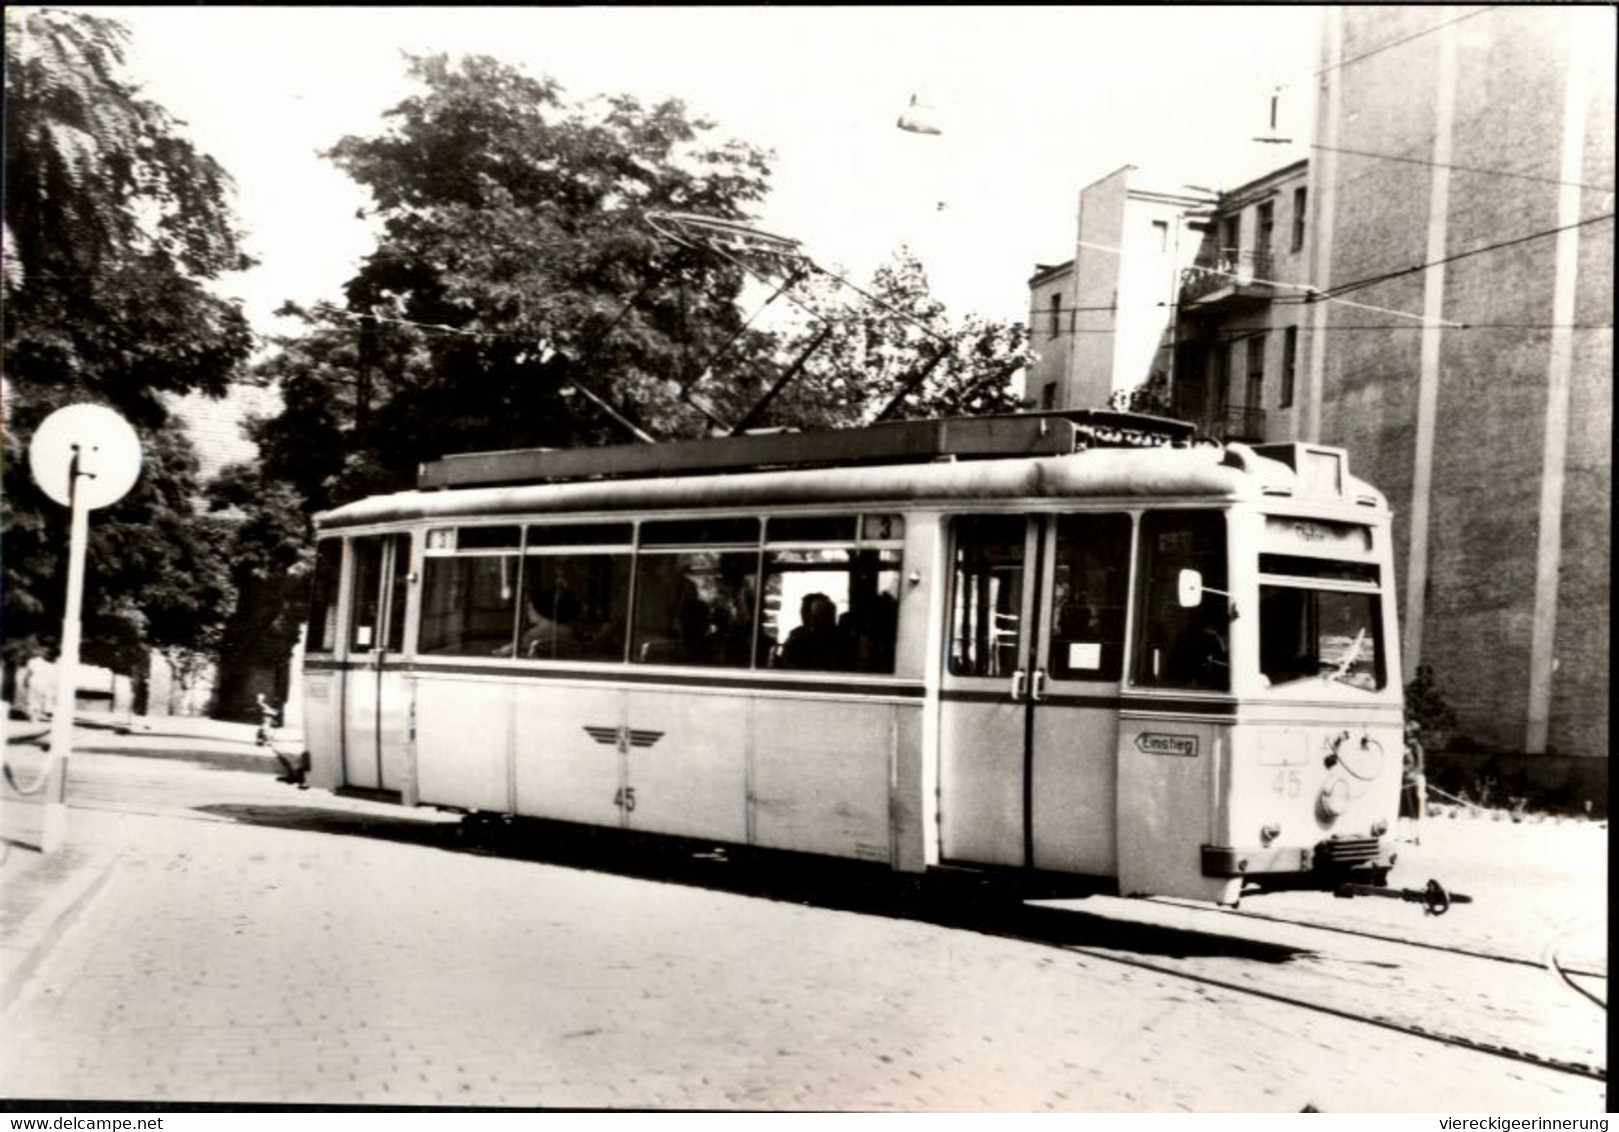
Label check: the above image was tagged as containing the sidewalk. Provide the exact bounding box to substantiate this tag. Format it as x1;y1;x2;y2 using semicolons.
2;711;282;1010
6;708;263;747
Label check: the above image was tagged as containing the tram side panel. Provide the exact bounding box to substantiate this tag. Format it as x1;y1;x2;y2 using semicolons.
1116;716;1240;905
512;678;626;828
415;671;513;812
303;664;342;791
750;693;901;864
620;685;748;843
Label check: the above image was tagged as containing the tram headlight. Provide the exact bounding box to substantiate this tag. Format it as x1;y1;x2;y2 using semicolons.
1317;778;1351;820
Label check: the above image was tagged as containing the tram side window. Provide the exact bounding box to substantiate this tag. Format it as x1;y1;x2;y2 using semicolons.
419;555;520;656
305;539;343;652
631;551;760;668
385;533;410;654
761;549;901;673
349;539;385;653
1048;513;1131;680
949;515;1026;678
1133;510;1230;690
504;552;632;662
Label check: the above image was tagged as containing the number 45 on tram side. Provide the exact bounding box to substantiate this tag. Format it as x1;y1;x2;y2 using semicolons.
299;411;1406;907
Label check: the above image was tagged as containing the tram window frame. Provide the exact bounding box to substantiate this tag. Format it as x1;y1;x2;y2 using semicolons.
1047;512;1131;681
630;547;763;669
1257;559;1386;691
761;547;903;673
509;524;634;662
349;538;386;654
305;539;344;653
418;527;523;657
384;533;410;654
948;514;1028;679
760;513;905;674
1132;509;1231;691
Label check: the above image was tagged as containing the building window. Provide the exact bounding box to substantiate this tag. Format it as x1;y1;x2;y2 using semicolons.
1041;381;1058;410
1281;326;1298;408
1151;219;1169;251
1292;187;1307;252
1220;214;1241;259
1245;334;1267;411
1049;292;1063;339
1257;201;1275;254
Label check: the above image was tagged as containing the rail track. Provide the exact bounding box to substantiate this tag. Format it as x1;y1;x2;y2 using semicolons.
993;894;1610;1085
1150;895;1610;983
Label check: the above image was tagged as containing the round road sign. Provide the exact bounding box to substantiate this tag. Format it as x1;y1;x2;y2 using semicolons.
27;404;143;510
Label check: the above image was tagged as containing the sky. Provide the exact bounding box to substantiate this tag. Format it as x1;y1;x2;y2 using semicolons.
72;5;1320;336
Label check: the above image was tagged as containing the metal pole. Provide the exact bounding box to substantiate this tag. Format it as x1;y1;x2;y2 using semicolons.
43;445;90;853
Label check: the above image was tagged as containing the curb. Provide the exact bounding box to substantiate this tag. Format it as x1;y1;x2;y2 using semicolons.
0;846;120;1011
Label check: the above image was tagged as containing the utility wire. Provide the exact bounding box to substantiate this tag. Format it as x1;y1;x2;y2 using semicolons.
1311;143;1616;194
1310;211;1614;301
1036;322;1611;339
1315;6;1499;78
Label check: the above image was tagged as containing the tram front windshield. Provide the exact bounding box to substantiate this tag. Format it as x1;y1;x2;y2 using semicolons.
1257;556;1384;692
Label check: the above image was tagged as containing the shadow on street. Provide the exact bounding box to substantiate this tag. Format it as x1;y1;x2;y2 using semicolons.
193;800;1316;966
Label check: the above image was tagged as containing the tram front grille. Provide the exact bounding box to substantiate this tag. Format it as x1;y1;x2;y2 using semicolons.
1315;836;1382;867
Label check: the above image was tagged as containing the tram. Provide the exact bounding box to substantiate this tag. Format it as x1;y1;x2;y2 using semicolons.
300;410;1404;905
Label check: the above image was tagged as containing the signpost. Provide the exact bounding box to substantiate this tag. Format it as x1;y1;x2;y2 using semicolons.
25;404;142;853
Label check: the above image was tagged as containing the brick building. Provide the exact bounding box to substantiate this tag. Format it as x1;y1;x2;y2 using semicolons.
1303;6;1612;798
1028;7;1613;803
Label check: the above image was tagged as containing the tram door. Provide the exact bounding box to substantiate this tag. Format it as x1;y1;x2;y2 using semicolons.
340;534;411;793
939;513;1129;874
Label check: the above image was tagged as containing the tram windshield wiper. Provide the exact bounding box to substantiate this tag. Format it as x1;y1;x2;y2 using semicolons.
1327;627;1367;684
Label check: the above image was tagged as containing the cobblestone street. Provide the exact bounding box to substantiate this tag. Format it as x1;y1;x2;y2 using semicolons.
0;723;1608;1111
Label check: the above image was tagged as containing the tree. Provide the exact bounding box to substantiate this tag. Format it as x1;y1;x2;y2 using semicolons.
2;9;254;692
279;52;778;499
204;464;316;717
1108;369;1175;417
747;247;1034;430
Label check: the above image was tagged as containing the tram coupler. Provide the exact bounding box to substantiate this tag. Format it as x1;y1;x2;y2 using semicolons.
1333;878;1472;916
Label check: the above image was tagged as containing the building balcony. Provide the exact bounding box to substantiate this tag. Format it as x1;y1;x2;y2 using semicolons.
1202;404;1268;444
1180;248;1276;307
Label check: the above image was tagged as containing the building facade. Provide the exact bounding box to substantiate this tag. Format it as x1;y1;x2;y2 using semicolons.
1025;168;1211;411
1304;6;1612;794
1172;159;1311;444
1027;8;1613;801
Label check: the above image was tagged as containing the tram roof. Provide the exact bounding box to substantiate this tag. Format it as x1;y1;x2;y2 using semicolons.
317;436;1388;531
416;410;1194;490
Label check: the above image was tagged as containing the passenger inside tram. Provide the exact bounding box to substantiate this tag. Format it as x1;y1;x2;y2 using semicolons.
778;592;842;670
498;575;581;658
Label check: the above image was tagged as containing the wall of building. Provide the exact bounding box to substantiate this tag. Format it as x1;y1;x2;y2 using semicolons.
1026;262;1074;410
1114;192;1203;399
1070;168;1131;408
1311;7;1613;770
1173;161;1311;441
1032;169;1212;411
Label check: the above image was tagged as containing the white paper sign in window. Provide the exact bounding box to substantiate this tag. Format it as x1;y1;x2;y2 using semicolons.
1068;641;1102;669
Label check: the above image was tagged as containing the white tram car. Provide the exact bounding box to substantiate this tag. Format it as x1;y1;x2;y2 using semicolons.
300;411;1405;905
